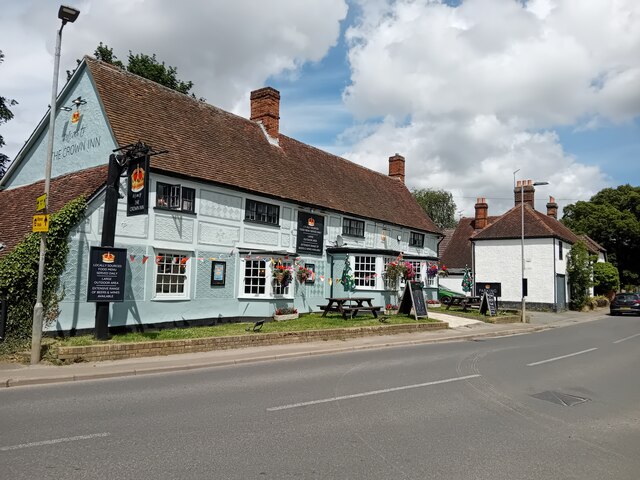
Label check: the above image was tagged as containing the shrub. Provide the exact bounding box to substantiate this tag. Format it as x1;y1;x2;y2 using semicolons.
593;295;610;307
567;241;595;310
593;262;620;295
0;197;86;354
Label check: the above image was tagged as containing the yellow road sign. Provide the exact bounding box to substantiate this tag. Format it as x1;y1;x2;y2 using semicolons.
36;193;47;212
32;214;50;233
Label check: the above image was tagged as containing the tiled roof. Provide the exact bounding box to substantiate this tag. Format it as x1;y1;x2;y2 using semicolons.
579;234;606;254
0;166;106;258
472;204;580;244
440;217;500;268
86;57;440;235
438;228;455;258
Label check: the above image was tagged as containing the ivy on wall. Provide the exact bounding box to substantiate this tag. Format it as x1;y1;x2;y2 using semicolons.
0;196;87;354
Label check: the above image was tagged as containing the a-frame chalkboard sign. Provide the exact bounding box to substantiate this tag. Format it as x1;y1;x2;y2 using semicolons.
479;292;497;316
398;282;428;320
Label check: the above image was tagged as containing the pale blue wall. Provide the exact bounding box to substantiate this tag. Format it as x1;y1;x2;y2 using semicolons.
5;67;116;188
53;170;441;332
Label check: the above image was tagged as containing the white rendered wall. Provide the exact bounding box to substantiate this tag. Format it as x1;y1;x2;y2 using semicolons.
474;238;557;304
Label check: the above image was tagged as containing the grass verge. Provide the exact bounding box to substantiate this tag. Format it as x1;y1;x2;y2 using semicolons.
52;313;440;347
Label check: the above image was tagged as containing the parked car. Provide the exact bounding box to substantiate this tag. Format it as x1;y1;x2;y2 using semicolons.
610;293;640;316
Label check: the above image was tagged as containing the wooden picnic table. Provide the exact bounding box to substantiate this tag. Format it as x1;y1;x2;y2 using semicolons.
442;295;481;312
318;297;382;319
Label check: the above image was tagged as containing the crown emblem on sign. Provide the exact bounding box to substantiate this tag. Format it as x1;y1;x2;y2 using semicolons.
130;166;145;192
102;252;115;263
308;217;315;227
71;111;80;124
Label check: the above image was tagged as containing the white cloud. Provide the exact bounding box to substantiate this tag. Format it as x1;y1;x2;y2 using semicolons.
0;0;347;158
340;0;638;215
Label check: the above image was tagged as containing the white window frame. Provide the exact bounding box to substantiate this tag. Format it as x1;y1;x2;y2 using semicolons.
353;255;377;288
238;258;294;299
153;250;192;300
399;260;425;290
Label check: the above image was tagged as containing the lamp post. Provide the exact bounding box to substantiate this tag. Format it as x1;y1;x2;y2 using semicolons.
520;180;548;323
30;5;80;365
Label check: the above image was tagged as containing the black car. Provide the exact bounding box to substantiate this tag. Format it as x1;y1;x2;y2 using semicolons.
610;293;640;316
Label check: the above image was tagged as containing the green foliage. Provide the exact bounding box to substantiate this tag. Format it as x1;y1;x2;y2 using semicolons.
593;262;620;295
412;188;457;229
67;43;200;99
0;50;18;179
566;241;595;310
0;197;87;354
562;185;640;287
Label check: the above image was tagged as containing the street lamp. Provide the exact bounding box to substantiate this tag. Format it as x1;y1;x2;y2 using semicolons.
520;180;549;323
30;5;80;364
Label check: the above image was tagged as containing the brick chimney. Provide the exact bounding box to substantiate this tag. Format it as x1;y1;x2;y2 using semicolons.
514;179;536;209
474;197;488;229
546;195;558;219
388;154;405;183
250;87;280;139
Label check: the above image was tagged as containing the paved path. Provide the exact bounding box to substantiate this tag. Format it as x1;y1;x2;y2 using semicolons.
0;308;608;388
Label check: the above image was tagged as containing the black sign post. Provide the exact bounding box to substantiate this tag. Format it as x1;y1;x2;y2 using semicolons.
296;212;324;255
398;282;428;320
87;247;127;303
126;154;149;216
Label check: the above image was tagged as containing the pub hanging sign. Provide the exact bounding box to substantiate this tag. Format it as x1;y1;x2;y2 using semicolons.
127;154;150;216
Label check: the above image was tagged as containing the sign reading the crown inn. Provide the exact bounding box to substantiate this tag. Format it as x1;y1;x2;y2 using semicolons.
127;155;150;216
87;247;127;302
296;211;324;255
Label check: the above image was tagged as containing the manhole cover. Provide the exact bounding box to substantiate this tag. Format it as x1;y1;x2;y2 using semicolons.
531;391;589;406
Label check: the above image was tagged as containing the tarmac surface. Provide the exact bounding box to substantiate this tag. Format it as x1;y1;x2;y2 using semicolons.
0;308;608;388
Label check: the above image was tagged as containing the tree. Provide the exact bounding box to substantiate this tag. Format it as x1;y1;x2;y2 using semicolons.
0;50;18;180
67;43;199;98
593;262;620;296
566;241;595;310
562;185;640;288
412;188;457;229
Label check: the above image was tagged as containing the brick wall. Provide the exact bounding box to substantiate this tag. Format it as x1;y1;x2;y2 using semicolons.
55;322;448;363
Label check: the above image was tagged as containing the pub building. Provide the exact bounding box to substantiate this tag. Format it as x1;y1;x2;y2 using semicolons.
0;56;442;334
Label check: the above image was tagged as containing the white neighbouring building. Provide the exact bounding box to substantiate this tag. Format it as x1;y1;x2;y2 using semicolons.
440;182;606;311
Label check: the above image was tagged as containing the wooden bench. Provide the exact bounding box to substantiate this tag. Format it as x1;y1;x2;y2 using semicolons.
442;296;481;312
340;305;382;319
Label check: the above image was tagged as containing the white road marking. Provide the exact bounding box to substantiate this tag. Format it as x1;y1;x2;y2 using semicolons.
267;374;481;411
526;348;598;367
0;433;110;452
613;333;640;344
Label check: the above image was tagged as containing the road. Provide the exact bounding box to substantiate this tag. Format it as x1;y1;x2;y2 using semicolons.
1;315;639;479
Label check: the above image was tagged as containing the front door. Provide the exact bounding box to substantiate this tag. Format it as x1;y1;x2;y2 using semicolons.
556;274;566;311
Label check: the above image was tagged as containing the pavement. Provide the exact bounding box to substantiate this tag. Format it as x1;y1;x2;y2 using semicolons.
0;308;608;388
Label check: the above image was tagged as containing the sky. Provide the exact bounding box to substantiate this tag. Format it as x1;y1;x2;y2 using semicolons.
1;0;639;218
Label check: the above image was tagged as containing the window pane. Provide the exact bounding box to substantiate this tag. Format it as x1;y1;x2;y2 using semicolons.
354;255;376;287
155;252;188;297
343;218;365;237
245;199;279;225
244;260;266;294
157;183;170;208
181;187;195;212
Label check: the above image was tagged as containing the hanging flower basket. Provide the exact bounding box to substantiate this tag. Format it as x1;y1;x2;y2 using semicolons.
272;264;292;288
296;265;313;283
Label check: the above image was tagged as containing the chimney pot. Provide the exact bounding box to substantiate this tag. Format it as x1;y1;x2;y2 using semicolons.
474;197;489;229
514;179;536;209
546;195;558;219
250;87;280;139
388;154;405;183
